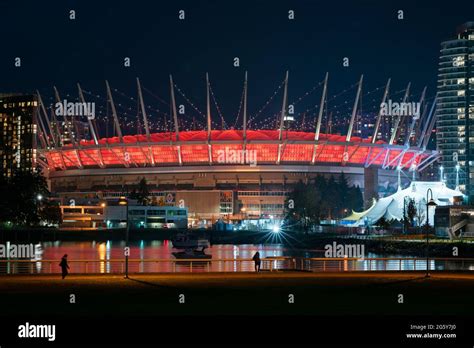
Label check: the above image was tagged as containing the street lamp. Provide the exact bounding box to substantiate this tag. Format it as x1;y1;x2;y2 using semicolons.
118;196;129;279
425;188;437;277
35;194;44;225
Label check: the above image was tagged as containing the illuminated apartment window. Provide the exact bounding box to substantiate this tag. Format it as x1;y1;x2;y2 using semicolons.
458;90;465;97
457;78;465;85
452;56;465;67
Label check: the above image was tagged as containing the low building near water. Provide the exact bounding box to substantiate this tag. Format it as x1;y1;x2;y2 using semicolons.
59;204;188;230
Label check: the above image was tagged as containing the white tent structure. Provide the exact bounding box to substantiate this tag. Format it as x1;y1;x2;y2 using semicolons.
344;181;464;227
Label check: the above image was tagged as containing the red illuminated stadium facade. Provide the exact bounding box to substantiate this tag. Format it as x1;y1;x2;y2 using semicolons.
44;130;429;169
32;74;439;224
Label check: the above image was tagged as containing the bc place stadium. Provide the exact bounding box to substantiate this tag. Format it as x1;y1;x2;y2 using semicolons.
16;72;439;228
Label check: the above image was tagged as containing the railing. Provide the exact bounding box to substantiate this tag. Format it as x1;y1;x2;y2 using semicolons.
0;257;473;275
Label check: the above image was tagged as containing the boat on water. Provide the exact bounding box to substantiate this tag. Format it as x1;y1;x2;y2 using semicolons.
172;232;210;249
172;247;212;260
172;232;211;260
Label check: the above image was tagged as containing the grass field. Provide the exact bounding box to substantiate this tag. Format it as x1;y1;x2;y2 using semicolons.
1;271;473;317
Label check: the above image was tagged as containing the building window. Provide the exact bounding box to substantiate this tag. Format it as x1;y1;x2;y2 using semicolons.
129;210;145;215
220;191;233;214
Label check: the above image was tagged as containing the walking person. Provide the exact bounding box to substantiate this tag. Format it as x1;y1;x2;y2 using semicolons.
59;254;70;279
252;251;261;272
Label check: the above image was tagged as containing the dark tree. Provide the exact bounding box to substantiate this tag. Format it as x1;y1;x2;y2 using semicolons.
284;174;367;230
348;185;364;212
0;168;50;226
407;198;417;227
40;200;63;225
285;180;321;231
376;217;390;231
135;178;150;206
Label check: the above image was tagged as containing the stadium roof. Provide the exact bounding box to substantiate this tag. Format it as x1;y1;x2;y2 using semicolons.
73;130;382;146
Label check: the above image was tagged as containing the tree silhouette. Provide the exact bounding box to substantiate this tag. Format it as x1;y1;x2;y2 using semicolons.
136;177;150;206
0;168;50;226
284;174;365;230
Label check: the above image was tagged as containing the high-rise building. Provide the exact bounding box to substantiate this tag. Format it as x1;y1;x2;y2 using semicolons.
0;94;38;178
437;22;474;200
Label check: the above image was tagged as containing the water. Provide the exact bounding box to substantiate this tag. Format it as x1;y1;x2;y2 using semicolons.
1;240;474;274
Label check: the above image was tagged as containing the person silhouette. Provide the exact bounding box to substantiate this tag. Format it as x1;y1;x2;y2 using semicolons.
59;254;70;279
252;251;261;272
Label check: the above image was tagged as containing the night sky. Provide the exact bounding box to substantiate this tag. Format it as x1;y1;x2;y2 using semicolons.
1;0;473;130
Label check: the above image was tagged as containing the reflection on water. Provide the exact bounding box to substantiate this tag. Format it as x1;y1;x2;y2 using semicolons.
1;240;473;274
38;240;286;261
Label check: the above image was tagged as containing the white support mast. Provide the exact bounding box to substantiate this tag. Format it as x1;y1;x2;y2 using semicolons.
346;75;363;142
389;82;410;145
77;83;99;145
277;71;289;164
49;97;62;147
137;78;151;141
314;72;328;141
137;77;154;166
206;73;212;164
243;71;248;153
278;71;289;141
394;87;428;170
35;91;53;148
170;75;182;166
404;86;426;147
105;80;123;142
421;98;438;150
371;78;391;144
33;107;48;149
311;73;328;164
